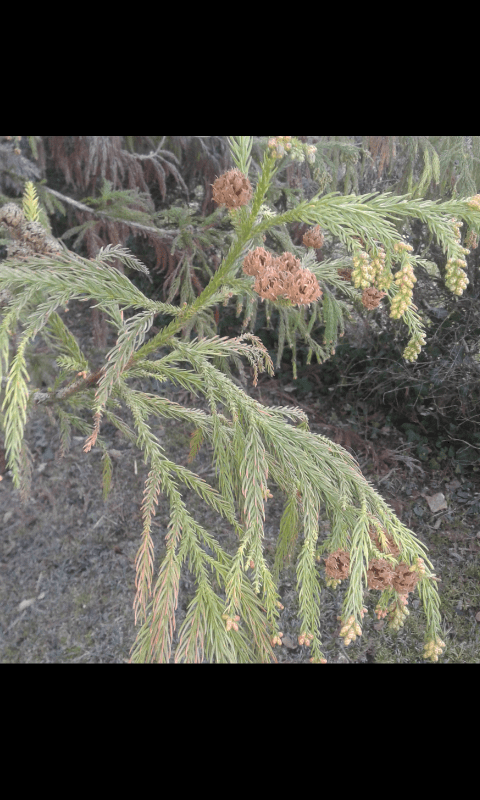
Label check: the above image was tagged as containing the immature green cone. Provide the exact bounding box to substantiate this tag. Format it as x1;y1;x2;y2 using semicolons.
352;249;375;289
467;194;480;210
403;332;427;362
370;246;387;285
387;596;410;631
445;257;469;295
268;136;293;159
390;257;417;319
423;636;446;662
339;610;367;646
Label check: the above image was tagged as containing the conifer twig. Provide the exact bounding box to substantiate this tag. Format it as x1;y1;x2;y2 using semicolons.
3;136;480;663
44;187;177;239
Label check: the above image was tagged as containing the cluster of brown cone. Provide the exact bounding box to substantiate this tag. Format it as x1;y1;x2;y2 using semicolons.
324;525;420;595
243;246;323;306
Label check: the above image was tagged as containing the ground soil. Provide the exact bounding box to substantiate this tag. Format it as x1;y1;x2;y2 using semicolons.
1;299;480;663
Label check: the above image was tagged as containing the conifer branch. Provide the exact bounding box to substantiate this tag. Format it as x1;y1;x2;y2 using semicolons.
44;186;176;239
4;136;479;662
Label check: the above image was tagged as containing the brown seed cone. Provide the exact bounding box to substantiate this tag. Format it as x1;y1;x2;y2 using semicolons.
392;563;420;595
303;225;324;250
338;269;353;282
367;559;394;591
361;287;386;310
324;549;350;580
243;247;274;278
275;251;303;275
368;525;400;557
285;268;323;306
13;220;62;256
41;235;63;255
23;221;50;251
0;203;26;238
248;249;323;306
254;268;286;302
6;243;32;259
212;168;253;210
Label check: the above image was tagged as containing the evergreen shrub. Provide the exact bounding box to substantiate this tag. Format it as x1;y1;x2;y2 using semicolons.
2;137;480;663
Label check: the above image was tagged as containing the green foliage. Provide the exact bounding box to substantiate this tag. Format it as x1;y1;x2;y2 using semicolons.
228;136;253;177
22;181;40;222
2;136;480;663
21;179;53;233
357;136;480;200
